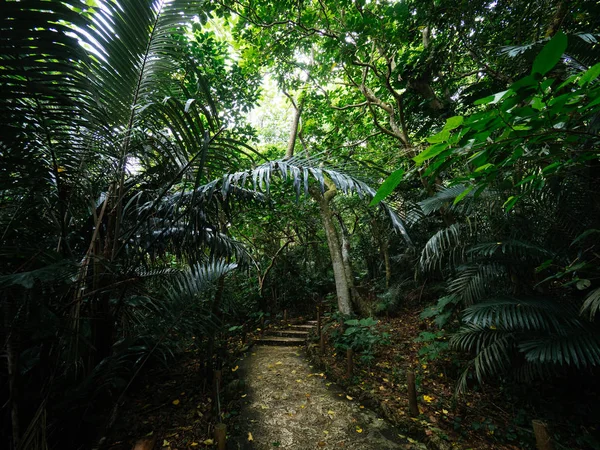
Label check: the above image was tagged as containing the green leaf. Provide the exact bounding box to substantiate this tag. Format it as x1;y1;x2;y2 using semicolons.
443;115;464;131
413;143;449;165
453;185;474;204
426;129;450;144
474;90;510;105
531;31;567;76
369;168;405;206
579;62;600;86
503;195;520;211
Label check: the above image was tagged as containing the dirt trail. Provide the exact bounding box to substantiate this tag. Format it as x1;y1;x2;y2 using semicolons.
231;345;425;450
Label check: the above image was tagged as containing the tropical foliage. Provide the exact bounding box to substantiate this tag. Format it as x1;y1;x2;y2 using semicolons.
2;0;600;448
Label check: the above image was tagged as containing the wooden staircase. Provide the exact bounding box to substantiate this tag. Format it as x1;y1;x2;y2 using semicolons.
255;321;318;347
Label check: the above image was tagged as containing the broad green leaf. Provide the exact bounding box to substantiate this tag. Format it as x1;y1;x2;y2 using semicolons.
369;169;405;206
426;129;450;144
579;62;600;86
443;115;464;131
413;143;449;165
474;90;510;105
532;31;567;76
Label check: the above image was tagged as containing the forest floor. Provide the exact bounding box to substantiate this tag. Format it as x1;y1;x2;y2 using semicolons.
230;345;425;449
106;307;599;450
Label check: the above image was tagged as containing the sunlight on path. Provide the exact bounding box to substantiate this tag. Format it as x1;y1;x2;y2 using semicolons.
233;346;425;449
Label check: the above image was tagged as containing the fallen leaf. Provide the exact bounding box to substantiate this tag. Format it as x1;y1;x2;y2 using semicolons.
318;441;326;447
248;432;253;441
346;395;353;401
442;409;449;414
190;443;198;447
172;399;180;405
203;438;214;445
232;365;239;372
276;361;282;365
423;395;434;403
162;440;170;447
241;394;247;398
359;405;364;409
355;426;363;433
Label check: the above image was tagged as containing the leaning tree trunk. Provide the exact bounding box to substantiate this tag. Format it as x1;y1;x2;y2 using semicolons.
312;185;353;315
336;215;369;316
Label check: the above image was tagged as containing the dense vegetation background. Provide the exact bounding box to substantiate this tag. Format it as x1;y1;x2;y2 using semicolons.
1;0;599;448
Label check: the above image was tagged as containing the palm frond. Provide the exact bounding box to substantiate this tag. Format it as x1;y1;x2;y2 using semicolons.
518;330;600;369
463;297;582;332
581;288;600;321
448;263;505;305
420;223;470;272
210;156;413;244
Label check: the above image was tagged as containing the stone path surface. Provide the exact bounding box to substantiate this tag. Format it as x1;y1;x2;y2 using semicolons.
232;345;426;450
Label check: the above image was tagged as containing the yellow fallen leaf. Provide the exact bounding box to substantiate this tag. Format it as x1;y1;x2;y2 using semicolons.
172;399;180;405
190;443;198;447
423;395;434;403
323;430;329;434
296;379;302;383
346;395;353;400
356;426;363;433
383;378;389;383
232;365;239;372
203;438;214;445
241;394;247;398
359;405;364;409
248;432;253;441
276;361;282;365
442;409;449;414
162;440;170;447
327;410;335;416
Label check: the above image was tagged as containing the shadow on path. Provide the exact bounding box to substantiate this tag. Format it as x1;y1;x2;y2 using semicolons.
231;346;426;449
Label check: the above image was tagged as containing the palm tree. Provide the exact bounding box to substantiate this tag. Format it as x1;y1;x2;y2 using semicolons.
1;1;254;448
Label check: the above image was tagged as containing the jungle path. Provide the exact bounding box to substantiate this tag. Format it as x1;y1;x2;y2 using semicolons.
232;345;426;449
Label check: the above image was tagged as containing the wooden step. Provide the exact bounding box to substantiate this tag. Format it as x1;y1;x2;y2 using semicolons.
289;324;315;331
255;336;306;346
268;330;309;338
306;320;318;325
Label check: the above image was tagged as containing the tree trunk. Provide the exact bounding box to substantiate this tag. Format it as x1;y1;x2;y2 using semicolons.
313;187;353;315
4;297;20;449
285;93;305;159
337;215;368;316
382;238;391;289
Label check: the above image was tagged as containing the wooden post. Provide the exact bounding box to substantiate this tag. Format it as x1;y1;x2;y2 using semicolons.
213;369;222;395
346;348;353;378
214;423;227;450
407;370;419;417
532;420;554;450
132;436;156;450
320;332;325;355
260;316;265;328
284;309;288;323
317;307;321;337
